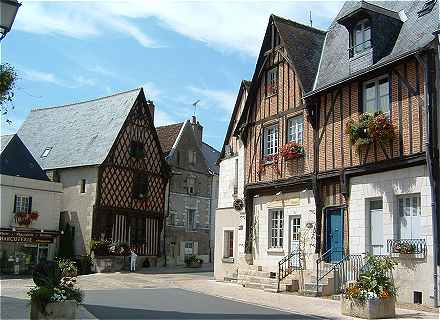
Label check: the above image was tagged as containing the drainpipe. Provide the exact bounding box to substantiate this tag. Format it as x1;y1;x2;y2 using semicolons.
164;178;171;267
416;48;439;308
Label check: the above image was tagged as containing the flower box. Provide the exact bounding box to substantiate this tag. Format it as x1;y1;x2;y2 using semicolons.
93;255;127;273
280;142;304;160
15;211;39;226
341;296;395;319
31;299;78;320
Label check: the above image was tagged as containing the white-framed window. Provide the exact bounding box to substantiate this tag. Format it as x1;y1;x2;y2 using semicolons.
398;195;421;239
14;195;30;213
186;209;196;231
186;177;196;195
188;150;196;165
263;124;278;156
266;67;278;96
184;241;194;255
287;116;304;144
41;147;52;158
352;18;371;55
363;76;389;114
223;230;234;258
269;209;284;248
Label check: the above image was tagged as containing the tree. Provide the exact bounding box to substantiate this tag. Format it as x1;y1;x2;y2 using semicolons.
0;63;17;123
58;223;75;259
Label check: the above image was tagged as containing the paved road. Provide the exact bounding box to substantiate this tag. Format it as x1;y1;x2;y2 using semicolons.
83;287;323;319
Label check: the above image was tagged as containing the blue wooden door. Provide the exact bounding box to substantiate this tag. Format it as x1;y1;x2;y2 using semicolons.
326;208;343;262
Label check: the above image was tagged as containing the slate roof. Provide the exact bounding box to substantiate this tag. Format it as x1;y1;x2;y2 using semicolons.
1;134;49;181
201;142;220;175
273;15;327;93
17;88;142;170
311;0;439;94
155;122;184;155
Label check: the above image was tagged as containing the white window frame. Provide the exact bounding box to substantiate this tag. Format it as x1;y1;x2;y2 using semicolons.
363;75;390;114
263;124;278;157
352;18;371;55
223;229;234;258
15;195;30;213
266;67;278;96
269;209;284;249
287;116;304;144
41;147;52;158
397;194;421;240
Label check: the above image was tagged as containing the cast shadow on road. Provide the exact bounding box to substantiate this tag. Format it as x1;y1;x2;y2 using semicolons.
0;296;30;320
84;304;329;320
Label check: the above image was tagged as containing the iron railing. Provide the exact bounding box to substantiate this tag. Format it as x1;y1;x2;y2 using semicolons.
387;239;427;256
277;249;302;292
348;39;372;57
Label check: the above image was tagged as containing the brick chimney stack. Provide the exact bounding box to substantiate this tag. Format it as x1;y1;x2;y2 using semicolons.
146;100;155;123
191;116;203;147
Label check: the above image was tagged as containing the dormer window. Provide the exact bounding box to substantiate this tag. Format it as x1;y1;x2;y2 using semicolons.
351;18;371;57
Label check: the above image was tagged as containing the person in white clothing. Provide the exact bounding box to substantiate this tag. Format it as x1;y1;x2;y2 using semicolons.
130;250;137;272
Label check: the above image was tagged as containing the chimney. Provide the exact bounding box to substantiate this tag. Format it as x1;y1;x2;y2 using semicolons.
146;100;155;123
191;116;203;147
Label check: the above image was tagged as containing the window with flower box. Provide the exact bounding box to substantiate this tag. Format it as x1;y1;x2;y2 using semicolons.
398;195;421;240
14;195;31;213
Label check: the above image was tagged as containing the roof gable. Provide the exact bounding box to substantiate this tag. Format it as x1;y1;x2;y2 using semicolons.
1;134;49;181
17;88;142;170
156;122;184;156
311;0;439;94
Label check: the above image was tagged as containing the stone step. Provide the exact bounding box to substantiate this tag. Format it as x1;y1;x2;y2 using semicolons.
301;289;321;297
240;276;278;285
238;270;275;278
242;282;279;291
303;282;327;292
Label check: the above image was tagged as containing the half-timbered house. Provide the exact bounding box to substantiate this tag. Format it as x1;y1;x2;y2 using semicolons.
226;0;439;306
17;88;169;261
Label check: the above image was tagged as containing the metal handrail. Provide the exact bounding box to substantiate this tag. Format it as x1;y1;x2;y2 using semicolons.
277;249;301;292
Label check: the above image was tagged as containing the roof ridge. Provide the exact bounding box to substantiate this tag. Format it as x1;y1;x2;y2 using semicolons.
202;141;220;152
31;87;142;112
272;14;327;34
156;122;185;129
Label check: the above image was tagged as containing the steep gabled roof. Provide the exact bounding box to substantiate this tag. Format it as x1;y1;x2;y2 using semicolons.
155;122;184;156
310;0;439;95
201;142;220;175
18;88;142;170
1;134;49;181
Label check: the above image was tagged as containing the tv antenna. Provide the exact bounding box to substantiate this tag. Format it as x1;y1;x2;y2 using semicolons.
192;99;200;117
309;11;313;27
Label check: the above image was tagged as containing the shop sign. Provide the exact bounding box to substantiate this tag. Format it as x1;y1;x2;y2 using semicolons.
0;230;54;244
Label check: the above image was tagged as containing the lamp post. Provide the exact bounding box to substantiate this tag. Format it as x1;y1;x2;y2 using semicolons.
0;0;21;41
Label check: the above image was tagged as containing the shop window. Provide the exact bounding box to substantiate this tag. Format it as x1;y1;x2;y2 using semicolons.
269;209;284;248
287;116;304;144
14;195;31;213
363;76;389;114
398;195;421;239
223;230;234;258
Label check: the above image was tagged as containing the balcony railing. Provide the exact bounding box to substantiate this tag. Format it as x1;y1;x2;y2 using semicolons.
348;40;372;58
387;239;427;256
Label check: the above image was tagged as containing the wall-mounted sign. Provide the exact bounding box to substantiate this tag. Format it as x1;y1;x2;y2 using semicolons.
0;229;56;244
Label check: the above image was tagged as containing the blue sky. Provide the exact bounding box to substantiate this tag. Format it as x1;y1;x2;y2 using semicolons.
1;0;343;150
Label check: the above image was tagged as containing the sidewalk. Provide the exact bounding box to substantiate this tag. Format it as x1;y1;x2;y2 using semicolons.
139;262;213;274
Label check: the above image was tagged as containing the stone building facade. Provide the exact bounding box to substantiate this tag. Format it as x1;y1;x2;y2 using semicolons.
156;117;219;265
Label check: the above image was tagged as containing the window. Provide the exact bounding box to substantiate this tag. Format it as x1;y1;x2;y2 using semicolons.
398;195;421;239
351;18;371;56
287;116;304;144
169;212;176;226
186;177;196;195
263;124;278;157
41;147;52;158
133;173;148;199
186;209;196;231
188;150;196;165
363;76;389;114
224;230;234;258
266;68;278;96
129;141;145;158
269;209;284;248
80;179;86;194
14;195;31;213
233;159;238;195
184;241;194;255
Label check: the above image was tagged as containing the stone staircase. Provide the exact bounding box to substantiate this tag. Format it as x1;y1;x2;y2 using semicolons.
301;262;337;297
237;265;299;293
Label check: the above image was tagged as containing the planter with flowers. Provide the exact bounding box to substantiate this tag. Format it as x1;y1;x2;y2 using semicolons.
280;142;305;160
341;254;397;319
346;111;395;152
28;259;83;319
15;211;39;227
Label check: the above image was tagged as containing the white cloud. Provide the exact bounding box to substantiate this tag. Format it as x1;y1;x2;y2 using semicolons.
140;82;161;101
187;86;236;114
20;67;96;89
15;1;344;56
154;109;176;127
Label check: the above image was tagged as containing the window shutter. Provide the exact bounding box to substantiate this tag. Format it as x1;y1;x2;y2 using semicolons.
28;197;33;213
13;195;17;213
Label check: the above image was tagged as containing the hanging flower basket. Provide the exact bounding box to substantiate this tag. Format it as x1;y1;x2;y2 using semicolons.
15;211;39;226
346;111;395;151
280;142;305;160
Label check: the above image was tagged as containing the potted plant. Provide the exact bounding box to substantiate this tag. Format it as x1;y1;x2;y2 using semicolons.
280;142;305;160
185;255;203;268
15;211;39;226
257;154;280;176
346;111;395;152
28;260;83;319
341;254;397;319
90;240;130;272
392;242;417;254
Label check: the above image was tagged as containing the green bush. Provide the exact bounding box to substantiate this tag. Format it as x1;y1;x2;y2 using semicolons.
57;259;78;278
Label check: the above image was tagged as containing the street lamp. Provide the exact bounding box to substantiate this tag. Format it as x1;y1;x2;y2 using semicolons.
0;0;21;41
